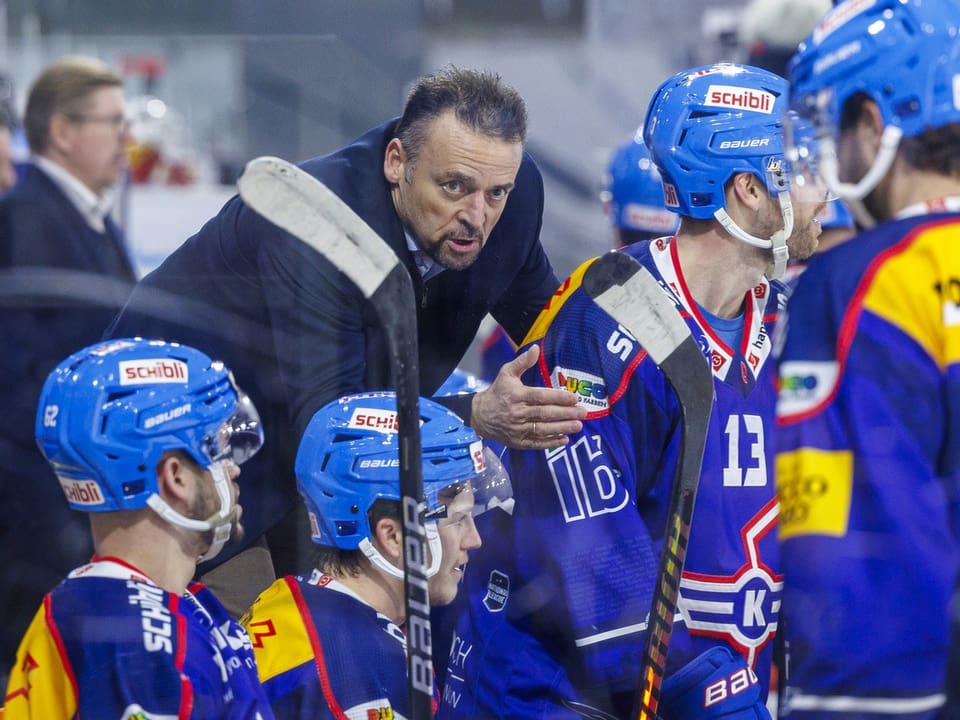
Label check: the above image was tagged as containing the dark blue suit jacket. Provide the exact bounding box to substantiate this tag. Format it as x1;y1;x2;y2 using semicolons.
108;119;560;573
0;162;137;673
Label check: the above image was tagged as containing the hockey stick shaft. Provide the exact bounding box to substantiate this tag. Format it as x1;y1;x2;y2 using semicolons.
582;251;714;720
238;157;435;719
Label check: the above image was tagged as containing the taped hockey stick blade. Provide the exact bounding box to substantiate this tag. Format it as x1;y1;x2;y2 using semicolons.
583;251;691;366
237;156;401;299
583;251;713;415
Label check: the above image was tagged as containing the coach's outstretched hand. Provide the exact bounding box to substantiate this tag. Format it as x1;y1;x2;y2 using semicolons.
471;344;586;450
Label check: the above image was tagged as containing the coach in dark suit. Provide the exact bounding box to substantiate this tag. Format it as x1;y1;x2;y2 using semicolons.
108;67;585;616
0;56;137;681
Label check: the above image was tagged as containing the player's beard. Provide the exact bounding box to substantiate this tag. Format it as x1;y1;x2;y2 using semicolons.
189;476;245;551
788;202;827;262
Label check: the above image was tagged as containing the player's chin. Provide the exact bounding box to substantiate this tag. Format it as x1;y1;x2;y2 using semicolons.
430;580;459;607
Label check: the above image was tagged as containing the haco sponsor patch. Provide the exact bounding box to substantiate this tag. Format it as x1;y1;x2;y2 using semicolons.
551;366;609;411
119;359;188;386
704;84;775;114
349;408;399;433
776;447;852;540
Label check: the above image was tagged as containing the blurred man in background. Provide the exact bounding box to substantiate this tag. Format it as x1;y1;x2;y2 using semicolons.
0;55;137;686
0;106;17;192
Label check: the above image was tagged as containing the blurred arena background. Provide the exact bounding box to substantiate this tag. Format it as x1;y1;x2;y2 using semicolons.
0;0;785;370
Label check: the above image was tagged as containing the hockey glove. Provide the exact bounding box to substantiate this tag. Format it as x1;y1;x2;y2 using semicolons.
659;646;770;720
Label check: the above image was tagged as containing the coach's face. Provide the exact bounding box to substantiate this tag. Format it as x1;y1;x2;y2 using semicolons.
384;110;523;271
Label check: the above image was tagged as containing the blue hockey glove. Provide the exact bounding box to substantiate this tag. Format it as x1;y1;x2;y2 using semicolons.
659;646;771;720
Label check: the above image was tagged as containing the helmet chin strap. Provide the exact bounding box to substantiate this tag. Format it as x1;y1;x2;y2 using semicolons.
819;125;902;205
713;189;794;280
359;521;443;580
145;460;236;563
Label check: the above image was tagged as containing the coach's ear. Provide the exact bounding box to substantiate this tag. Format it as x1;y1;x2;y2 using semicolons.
384;138;407;186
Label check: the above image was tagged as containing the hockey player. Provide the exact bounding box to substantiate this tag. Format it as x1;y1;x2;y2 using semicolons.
775;0;960;715
3;338;274;719
242;392;512;719
601;131;679;248
438;63;827;719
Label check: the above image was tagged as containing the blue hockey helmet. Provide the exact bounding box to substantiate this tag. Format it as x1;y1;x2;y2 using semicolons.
603;132;678;236
36;338;263;513
788;0;960;199
643;63;791;221
643;63;800;277
295;392;512;561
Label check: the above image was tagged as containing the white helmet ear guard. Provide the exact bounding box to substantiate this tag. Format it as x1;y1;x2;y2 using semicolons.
713;159;795;279
358;520;443;580
146;459;237;562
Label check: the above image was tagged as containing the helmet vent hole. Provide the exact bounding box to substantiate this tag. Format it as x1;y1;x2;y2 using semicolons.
691;192;715;207
320;450;337;473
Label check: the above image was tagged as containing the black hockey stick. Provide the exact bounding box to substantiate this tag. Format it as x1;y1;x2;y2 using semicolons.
237;156;435;719
582;251;714;720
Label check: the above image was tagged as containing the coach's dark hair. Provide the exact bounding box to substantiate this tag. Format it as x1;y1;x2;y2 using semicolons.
393;66;527;174
312;498;402;578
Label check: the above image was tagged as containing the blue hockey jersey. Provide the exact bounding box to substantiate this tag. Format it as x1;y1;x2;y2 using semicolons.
775;209;960;718
243;570;424;720
440;238;785;718
3;557;273;719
